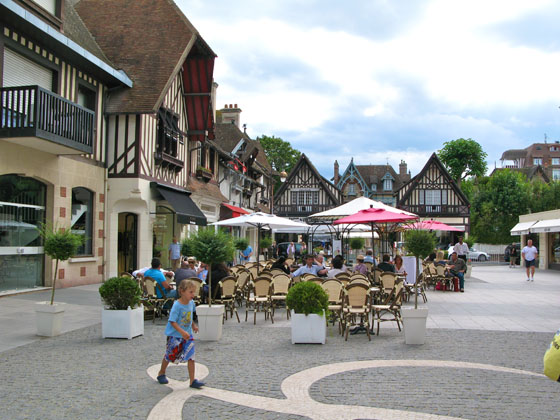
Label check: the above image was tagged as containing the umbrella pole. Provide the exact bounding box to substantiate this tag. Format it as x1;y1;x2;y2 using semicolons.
257;225;261;275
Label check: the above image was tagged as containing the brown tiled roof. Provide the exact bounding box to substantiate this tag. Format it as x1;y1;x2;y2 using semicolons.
64;0;113;65
490;166;550;182
355;165;405;190
500;149;527;160
187;178;228;202
75;0;214;113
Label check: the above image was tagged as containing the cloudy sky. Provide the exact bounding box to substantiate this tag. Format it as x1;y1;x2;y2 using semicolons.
177;0;560;179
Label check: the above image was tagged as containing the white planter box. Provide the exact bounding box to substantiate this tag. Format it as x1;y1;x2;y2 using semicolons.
290;310;326;344
102;305;144;339
36;301;66;337
196;304;225;341
402;307;429;345
465;264;472;278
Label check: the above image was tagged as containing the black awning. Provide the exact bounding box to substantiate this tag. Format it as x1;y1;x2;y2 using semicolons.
152;183;206;226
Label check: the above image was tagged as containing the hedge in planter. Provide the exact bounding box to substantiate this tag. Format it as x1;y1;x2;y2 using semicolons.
99;276;142;310
286;281;329;315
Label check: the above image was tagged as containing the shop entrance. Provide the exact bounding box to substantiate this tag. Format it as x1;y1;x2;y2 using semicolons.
0;174;45;291
152;205;175;269
118;212;137;274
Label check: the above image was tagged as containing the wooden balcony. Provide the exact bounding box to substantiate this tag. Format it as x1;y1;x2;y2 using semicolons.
0;85;94;155
274;204;333;218
399;204;469;217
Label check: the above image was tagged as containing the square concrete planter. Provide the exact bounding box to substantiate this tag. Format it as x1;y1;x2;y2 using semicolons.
401;307;429;345
196;305;225;341
102;305;144;339
36;302;66;337
290;310;326;344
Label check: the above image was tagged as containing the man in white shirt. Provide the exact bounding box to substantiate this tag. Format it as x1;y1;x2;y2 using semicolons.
453;236;469;262
521;239;538;282
292;254;327;277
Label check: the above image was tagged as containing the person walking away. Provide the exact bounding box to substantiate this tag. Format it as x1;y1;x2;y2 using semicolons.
453;236;469;263
168;236;181;270
522;239;538;281
156;280;204;388
448;252;466;292
509;243;518;268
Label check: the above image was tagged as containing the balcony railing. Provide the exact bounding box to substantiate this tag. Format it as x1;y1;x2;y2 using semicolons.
274;204;332;217
0;85;94;154
400;204;469;217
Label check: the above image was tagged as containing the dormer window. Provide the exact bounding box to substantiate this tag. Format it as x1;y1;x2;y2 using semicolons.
383;179;392;191
35;0;57;15
371;184;377;192
348;183;356;195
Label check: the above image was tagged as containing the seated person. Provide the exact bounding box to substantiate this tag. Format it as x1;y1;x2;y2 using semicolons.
206;262;230;301
447;251;466;292
363;249;375;265
197;262;208;283
327;256;346;278
174;258;197;288
291;254;327;277
434;250;447;266
353;255;368;275
394;255;407;275
377;254;395;272
314;254;328;277
424;252;436;263
271;256;290;275
144;258;177;299
133;264;172;279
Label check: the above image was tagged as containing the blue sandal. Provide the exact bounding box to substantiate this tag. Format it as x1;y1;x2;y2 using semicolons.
157;375;169;384
190;379;204;389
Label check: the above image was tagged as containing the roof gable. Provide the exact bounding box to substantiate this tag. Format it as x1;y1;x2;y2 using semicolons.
337;159;369;192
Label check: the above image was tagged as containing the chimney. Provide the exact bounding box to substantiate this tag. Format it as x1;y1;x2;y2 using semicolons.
399;160;407;177
334;160;339;185
219;104;242;128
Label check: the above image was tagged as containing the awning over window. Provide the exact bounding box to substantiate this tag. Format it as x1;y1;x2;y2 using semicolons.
510;221;537;236
152;183;206;226
530;218;560;233
183;55;215;142
221;203;249;218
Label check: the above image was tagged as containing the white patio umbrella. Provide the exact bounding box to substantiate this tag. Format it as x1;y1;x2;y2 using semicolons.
309;196;416;220
213;212;310;270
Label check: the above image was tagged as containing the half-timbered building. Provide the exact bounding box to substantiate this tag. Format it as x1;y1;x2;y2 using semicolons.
396;153;470;234
75;0;218;275
0;0;133;291
274;154;342;220
335;159;411;206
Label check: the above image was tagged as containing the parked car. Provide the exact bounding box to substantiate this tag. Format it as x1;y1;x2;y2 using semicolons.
447;246;490;261
504;243;521;264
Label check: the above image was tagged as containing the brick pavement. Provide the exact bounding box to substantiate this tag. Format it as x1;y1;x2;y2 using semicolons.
1;265;559;419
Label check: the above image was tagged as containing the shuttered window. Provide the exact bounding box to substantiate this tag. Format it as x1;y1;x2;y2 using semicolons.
2;48;53;91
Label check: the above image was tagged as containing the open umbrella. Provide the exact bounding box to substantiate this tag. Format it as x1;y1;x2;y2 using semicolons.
213;212;310;271
334;207;418;256
402;220;462;232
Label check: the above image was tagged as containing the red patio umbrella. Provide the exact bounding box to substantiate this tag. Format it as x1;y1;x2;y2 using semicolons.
333;207;418;256
403;220;462;232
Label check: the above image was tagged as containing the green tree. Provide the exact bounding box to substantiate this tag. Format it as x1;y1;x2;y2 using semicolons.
257;135;301;190
438;138;487;186
404;229;435;309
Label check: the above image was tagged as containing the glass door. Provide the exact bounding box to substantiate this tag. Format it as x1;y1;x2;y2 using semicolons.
0;175;46;292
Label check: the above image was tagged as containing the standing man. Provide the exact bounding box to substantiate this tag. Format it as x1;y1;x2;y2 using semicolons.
453;236;469;263
240;243;253;264
168;236;181;271
448;251;467;292
509;243;518;268
287;242;296;259
522;239;538;282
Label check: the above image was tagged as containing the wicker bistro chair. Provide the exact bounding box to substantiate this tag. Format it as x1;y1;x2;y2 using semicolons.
342;283;372;341
372;281;404;336
305;276;323;286
235;268;252;307
248;265;259;281
270;274;292;319
350;273;368;281
335;272;351;286
379;272;398;298
215;276;240;323
349;278;370;287
245;277;274;325
180;277;203;303
301;273;316;281
270;268;288;277
372;268;383;285
435;264;452;291
142;276;173;323
364;262;374;273
321;279;344;334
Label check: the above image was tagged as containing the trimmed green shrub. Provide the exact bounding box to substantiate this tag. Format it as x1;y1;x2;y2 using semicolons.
234;237;249;251
99;276;142;310
286;281;329;316
260;237;272;250
349;237;365;250
404;229;436;309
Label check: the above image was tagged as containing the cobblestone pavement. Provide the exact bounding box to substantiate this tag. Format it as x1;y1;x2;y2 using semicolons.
1;313;559;420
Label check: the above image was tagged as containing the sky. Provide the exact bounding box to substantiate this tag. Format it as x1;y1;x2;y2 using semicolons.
177;0;560;180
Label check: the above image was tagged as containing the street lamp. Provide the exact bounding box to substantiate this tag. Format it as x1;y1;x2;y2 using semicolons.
280;170;287;183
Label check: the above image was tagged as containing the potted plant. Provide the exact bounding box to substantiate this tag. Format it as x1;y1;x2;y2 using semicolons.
99;276;144;339
286;281;329;344
187;228;235;341
402;229;435;345
260;236;272;259
195;165;213;182
234;237;249;264
36;224;84;337
349;237;365;263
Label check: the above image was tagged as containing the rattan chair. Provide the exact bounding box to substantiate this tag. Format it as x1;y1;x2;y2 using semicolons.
372;281;404;336
342;283;371;341
235;268;252;306
143;276;173;323
380;272;398;298
321;279;344;334
216;276;240;322
271;274;292;319
246;277;273;324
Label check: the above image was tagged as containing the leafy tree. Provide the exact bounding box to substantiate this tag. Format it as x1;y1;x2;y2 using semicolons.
257;135;301;190
349;237;365;251
186;228;235;306
404;229;435;309
438;138;487;186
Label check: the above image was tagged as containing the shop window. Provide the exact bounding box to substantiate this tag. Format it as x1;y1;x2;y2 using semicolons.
71;187;93;255
157;108;182;158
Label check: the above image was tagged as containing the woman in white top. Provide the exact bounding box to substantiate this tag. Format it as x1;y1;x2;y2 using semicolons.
327;257;347;278
394;255;407;275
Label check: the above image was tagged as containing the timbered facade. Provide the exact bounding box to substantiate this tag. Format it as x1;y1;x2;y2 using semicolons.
396;153;470;232
274;154;342;219
0;0;133;292
74;0;219;275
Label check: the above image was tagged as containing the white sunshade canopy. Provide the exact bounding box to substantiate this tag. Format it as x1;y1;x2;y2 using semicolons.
529;218;560;233
309;196;416;219
213;212;310;230
273;223;372;235
510;221;537;236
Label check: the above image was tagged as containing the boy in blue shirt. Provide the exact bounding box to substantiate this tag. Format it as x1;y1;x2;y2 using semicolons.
156;280;204;388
